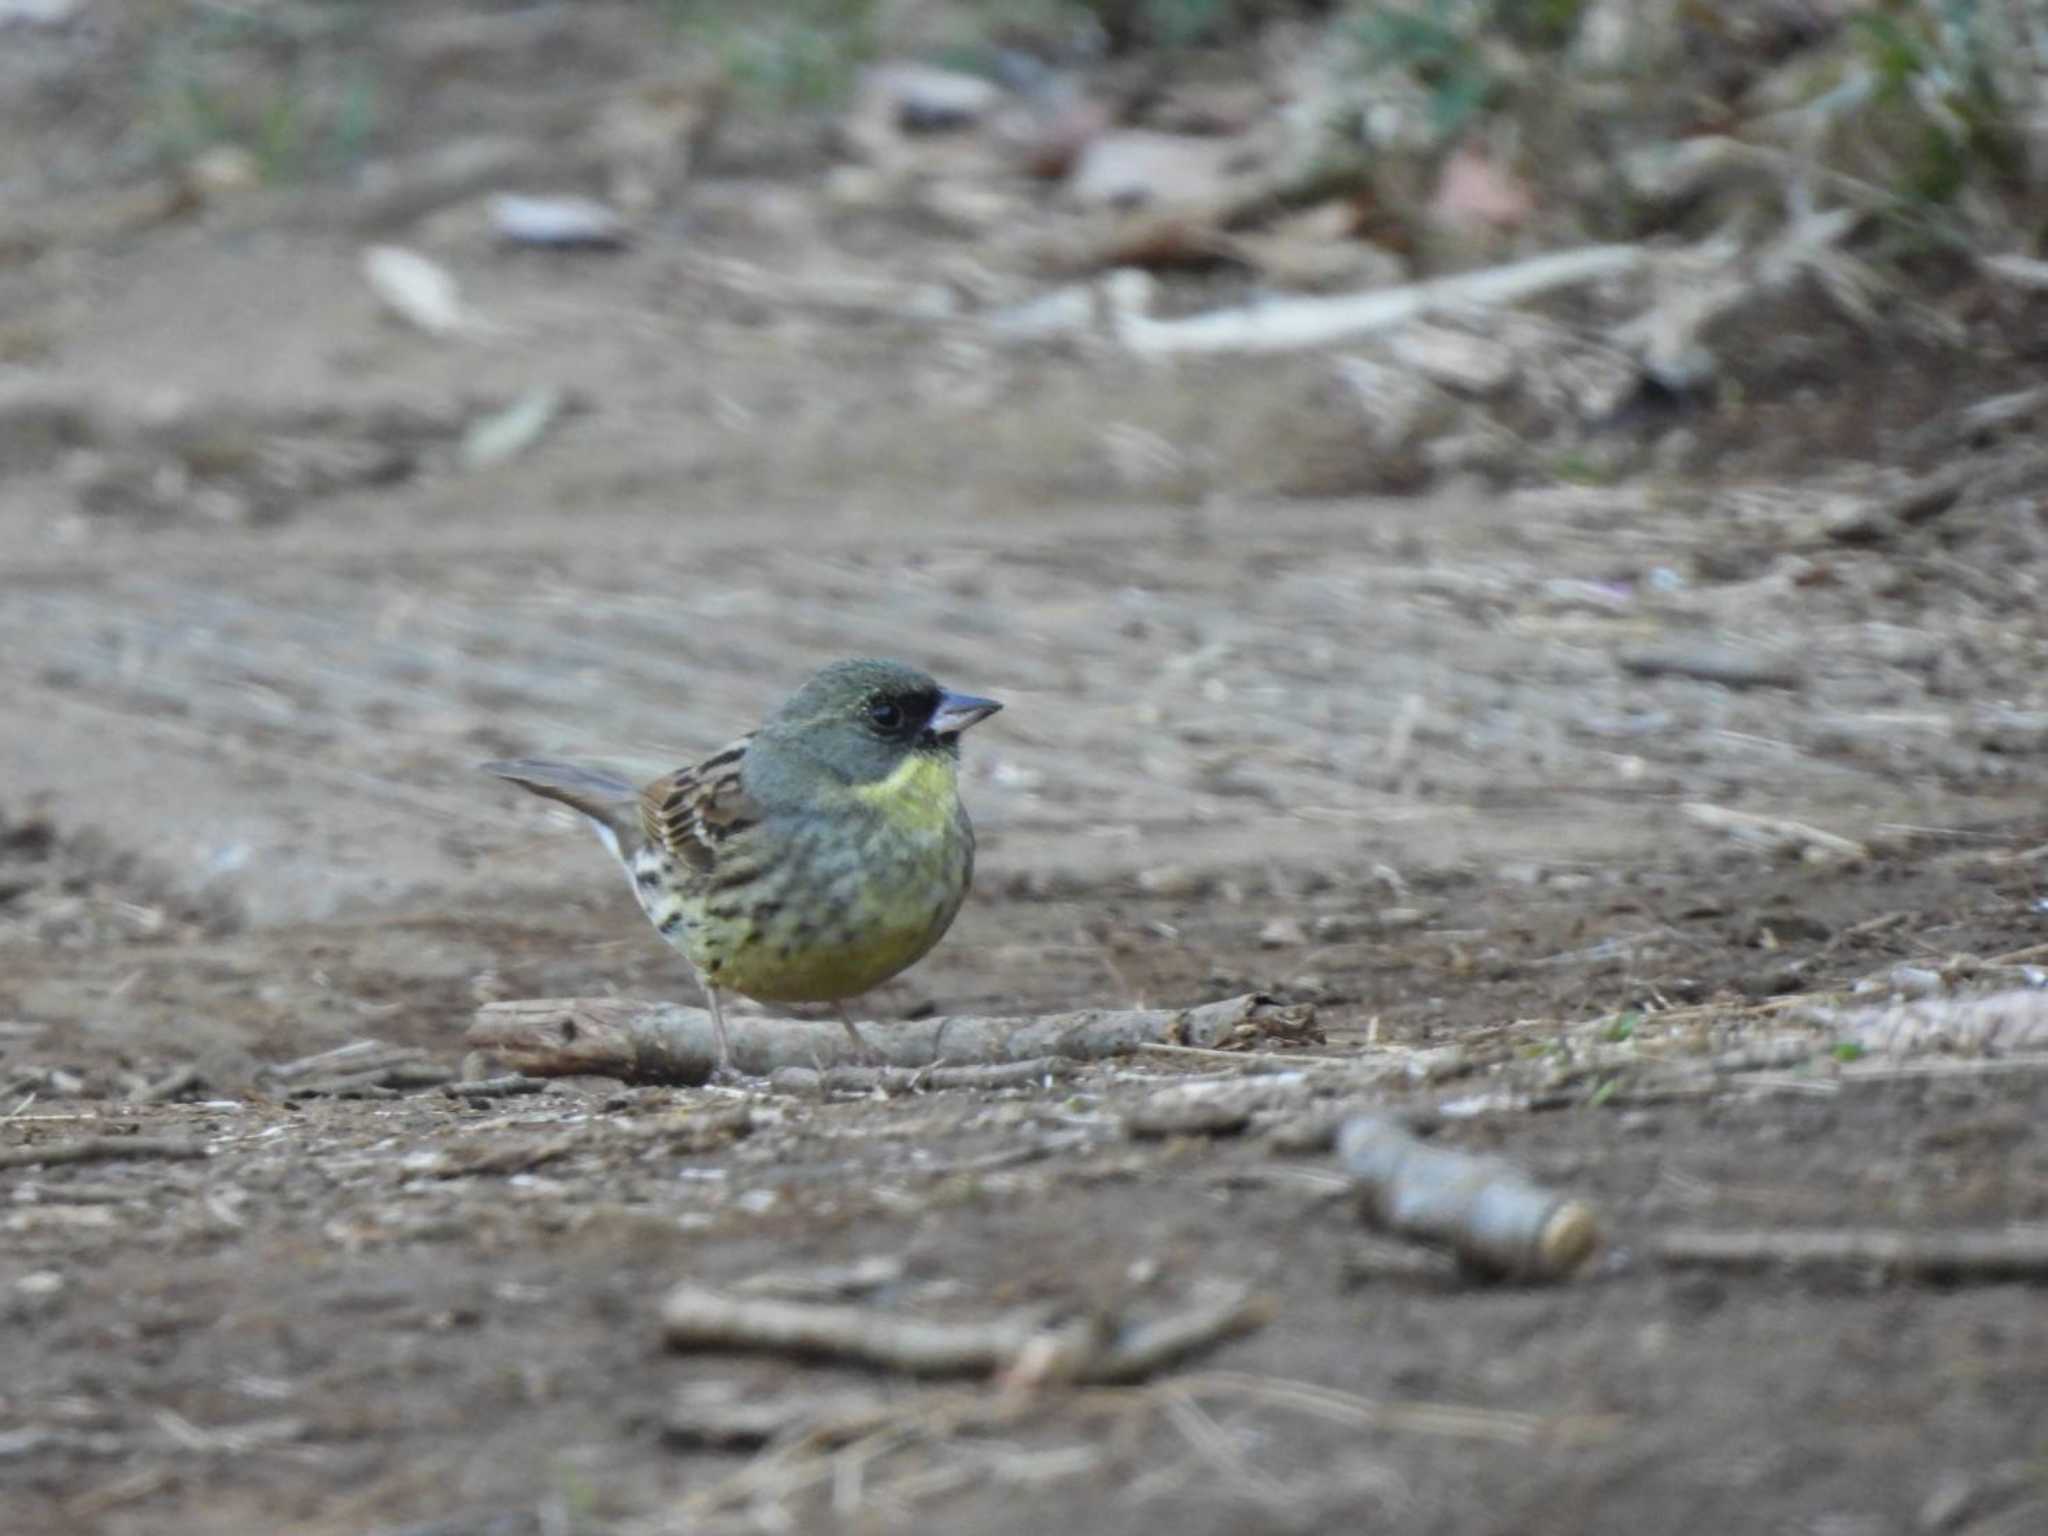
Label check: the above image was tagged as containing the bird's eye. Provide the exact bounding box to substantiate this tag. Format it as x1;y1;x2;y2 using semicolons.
867;699;904;732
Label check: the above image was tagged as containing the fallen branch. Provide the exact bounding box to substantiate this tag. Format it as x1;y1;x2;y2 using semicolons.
0;1136;208;1171
470;994;1317;1084
1114;244;1646;356
1336;1115;1598;1281
660;1283;1268;1385
1651;1227;2048;1281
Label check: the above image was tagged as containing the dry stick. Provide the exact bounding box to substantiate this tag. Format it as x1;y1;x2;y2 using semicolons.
662;1288;1057;1377
660;1284;1268;1385
1617;643;1804;690
441;1074;548;1099
286;1059;456;1098
1083;1291;1276;1386
133;1065;202;1104
471;994;1316;1084
1651;1227;2048;1281
1681;802;1869;862
284;1077;398;1102
1114;244;1647;356
0;1136;208;1170
1336;1116;1599;1281
260;1039;386;1082
1135;1040;1369;1070
771;1058;1080;1095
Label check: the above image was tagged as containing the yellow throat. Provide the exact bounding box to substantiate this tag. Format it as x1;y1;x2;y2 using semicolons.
850;750;959;835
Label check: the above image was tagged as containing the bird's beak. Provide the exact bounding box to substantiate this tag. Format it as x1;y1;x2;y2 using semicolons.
930;690;1002;738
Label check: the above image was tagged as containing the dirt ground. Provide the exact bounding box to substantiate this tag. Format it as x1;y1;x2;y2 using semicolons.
6;10;2048;1536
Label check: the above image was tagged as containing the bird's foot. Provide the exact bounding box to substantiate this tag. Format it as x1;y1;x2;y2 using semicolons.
835;1009;887;1069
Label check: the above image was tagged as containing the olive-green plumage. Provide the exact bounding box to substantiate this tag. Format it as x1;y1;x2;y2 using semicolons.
484;659;1001;1074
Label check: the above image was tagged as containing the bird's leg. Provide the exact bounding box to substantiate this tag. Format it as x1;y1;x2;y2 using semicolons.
698;976;742;1084
834;1003;882;1065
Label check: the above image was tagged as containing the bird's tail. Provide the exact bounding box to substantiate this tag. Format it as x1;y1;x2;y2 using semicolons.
482;759;643;862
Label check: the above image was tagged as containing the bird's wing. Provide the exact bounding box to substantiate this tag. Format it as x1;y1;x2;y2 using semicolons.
638;735;762;873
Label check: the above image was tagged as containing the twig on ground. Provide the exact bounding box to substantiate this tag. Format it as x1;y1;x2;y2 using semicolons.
265;1042;455;1097
441;1074;548;1099
1133;1040;1369;1070
1618;643;1803;690
133;1066;203;1104
1336;1115;1599;1281
1651;1227;2048;1281
1083;1290;1275;1386
1114;245;1646;355
770;1058;1080;1096
471;994;1318;1084
662;1288;1064;1378
0;1136;208;1170
660;1283;1268;1385
1682;802;1869;863
262;1039;385;1082
283;1076;401;1101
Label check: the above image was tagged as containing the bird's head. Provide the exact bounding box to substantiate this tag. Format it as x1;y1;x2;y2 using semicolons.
765;658;1001;787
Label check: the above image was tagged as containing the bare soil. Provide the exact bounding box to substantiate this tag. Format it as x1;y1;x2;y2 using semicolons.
5;10;2048;1536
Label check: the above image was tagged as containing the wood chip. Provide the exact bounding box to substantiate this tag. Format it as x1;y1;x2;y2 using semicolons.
1336;1115;1598;1281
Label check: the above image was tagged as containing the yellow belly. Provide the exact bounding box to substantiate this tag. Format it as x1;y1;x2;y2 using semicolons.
708;900;956;1002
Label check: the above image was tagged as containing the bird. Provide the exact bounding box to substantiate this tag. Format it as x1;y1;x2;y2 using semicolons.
483;658;1002;1078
